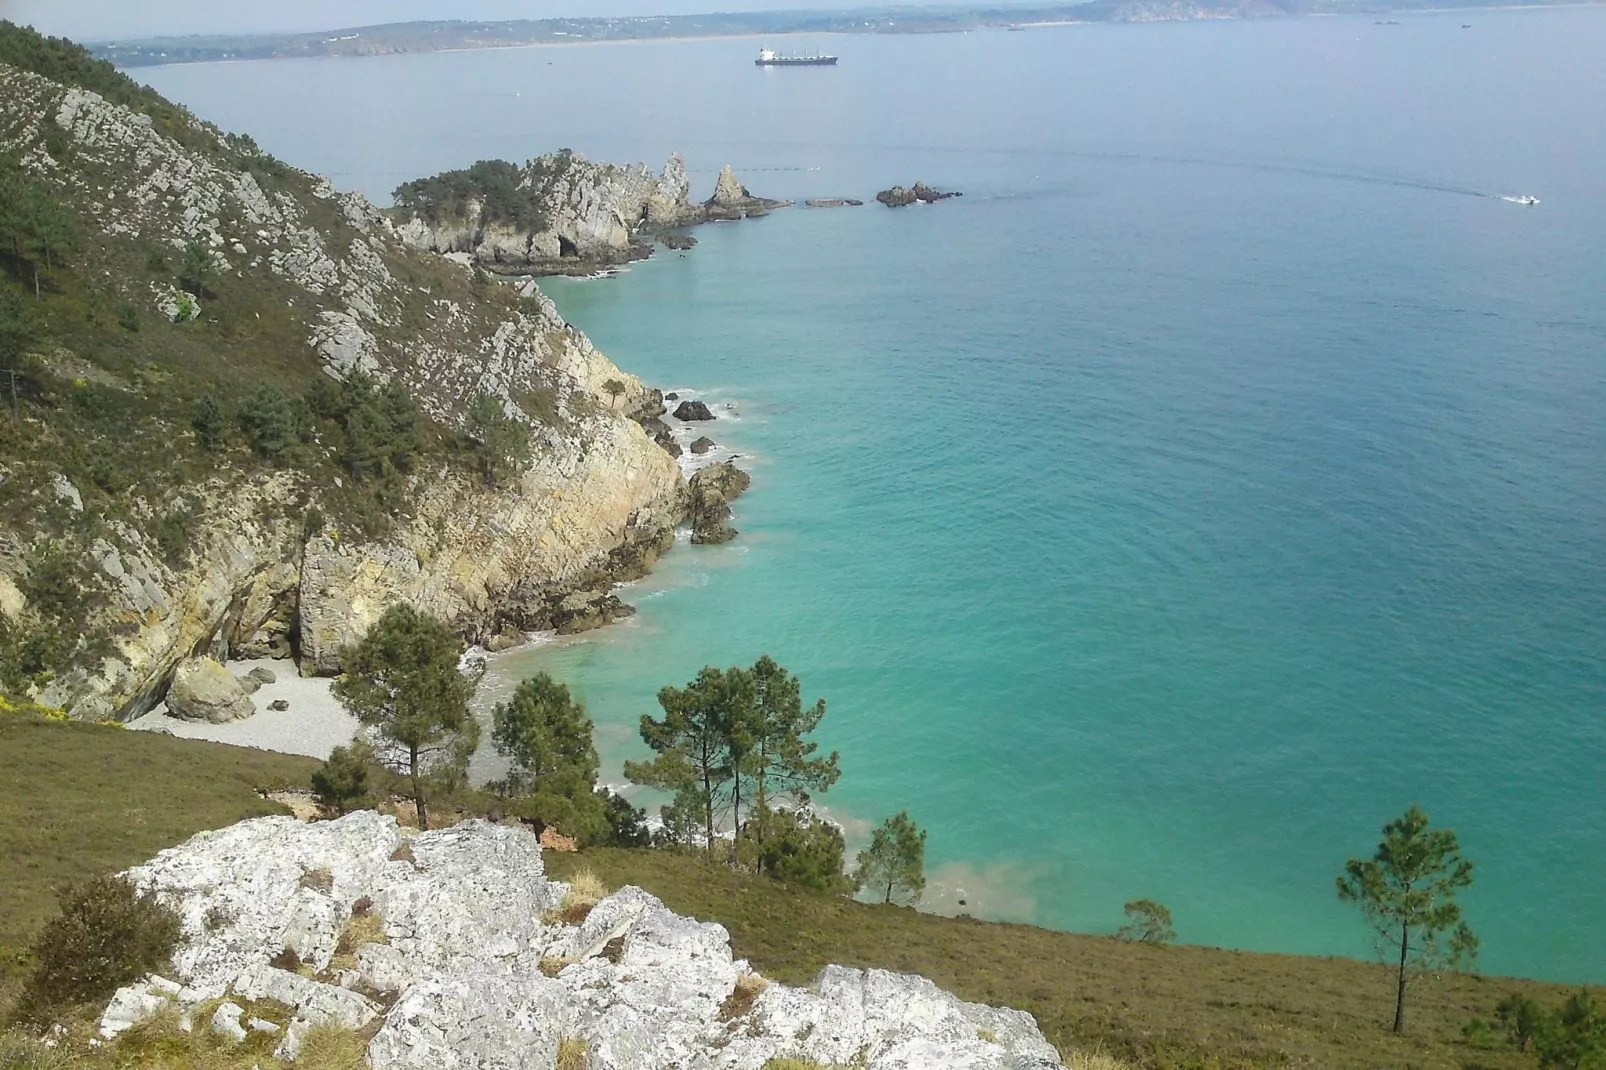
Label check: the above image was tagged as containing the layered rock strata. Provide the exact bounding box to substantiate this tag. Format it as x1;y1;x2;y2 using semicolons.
100;812;1064;1069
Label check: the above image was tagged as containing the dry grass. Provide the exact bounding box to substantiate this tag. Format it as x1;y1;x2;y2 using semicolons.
538;956;576;978
544;866;608;926
326;908;388;973
1065;1051;1135;1070
718;971;770;1021
0;717;315;972
548;848;1583;1070
0;997;365;1070
556;1034;589;1070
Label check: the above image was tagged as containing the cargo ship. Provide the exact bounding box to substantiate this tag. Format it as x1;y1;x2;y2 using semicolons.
755;48;838;66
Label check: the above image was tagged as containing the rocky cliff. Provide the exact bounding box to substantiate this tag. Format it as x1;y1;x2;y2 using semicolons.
100;812;1065;1069
394;152;789;276
0;42;686;720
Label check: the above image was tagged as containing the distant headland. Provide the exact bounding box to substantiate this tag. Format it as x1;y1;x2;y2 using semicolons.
92;0;1584;68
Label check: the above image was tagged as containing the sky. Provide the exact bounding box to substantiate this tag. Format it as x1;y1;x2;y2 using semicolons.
0;0;899;42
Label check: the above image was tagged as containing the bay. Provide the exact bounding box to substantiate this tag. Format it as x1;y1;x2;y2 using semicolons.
143;8;1606;981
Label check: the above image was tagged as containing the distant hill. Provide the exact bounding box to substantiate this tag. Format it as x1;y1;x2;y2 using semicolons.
91;0;1586;68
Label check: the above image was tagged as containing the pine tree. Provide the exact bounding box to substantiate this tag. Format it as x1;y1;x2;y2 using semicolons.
1337;804;1478;1034
739;655;839;856
1117;899;1176;944
331;605;479;831
625;666;745;855
856;811;927;906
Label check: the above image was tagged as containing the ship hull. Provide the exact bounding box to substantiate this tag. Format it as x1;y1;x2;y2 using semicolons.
755;57;838;66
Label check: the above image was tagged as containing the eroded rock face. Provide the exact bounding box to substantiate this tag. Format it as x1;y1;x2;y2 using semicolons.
101;814;1063;1069
166;657;256;723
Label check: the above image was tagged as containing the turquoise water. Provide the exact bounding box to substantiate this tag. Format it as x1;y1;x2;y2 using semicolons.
143;10;1606;980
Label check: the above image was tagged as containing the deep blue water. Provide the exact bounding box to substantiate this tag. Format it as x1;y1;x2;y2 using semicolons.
143;9;1606;981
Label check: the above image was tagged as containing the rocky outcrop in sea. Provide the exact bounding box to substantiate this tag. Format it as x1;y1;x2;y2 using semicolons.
876;181;962;207
394;152;790;276
100;812;1064;1069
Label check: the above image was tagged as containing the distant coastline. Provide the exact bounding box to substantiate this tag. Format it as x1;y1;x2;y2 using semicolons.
94;0;1592;68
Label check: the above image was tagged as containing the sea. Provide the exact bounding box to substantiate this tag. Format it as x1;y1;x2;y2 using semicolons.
141;7;1606;982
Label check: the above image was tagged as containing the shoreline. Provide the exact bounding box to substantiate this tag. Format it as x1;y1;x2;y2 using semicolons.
125;387;752;767
106;3;1606;70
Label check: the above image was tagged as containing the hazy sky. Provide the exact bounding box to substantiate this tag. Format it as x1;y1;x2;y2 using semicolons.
1;0;893;42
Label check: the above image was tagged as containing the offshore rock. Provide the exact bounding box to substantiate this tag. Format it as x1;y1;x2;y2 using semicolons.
876;180;961;207
100;813;1063;1069
658;232;697;251
705;163;792;220
673;399;715;421
165;657;255;724
690;436;716;456
688;462;752;545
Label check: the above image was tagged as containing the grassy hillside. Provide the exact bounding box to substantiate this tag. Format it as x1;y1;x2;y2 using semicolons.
0;713;1577;1067
546;849;1574;1069
0;711;315;971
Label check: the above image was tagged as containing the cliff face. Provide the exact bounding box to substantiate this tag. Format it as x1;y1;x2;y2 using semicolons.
395;152;788;276
99;813;1066;1069
0;57;684;720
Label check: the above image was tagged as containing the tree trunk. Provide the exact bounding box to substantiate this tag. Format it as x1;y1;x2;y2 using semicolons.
33;266;39;299
701;763;715;859
1392;920;1409;1033
410;745;428;832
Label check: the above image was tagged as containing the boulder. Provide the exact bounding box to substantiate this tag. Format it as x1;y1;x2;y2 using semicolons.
235;675;262;695
269;699;290;712
688;462;753;545
665;392;679;401
167;657;256;723
248;666;278;685
673;400;715;421
690;436;716;456
658;233;697;251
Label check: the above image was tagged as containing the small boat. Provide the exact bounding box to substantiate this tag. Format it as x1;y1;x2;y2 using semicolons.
1514;195;1539;206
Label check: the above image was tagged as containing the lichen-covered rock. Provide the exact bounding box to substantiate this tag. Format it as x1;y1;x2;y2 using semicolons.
166;656;255;723
100;813;1063;1069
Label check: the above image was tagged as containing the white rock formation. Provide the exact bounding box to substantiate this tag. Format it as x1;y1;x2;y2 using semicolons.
102;814;1063;1069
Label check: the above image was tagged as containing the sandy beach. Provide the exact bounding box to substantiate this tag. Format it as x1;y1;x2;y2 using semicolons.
126;657;360;760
